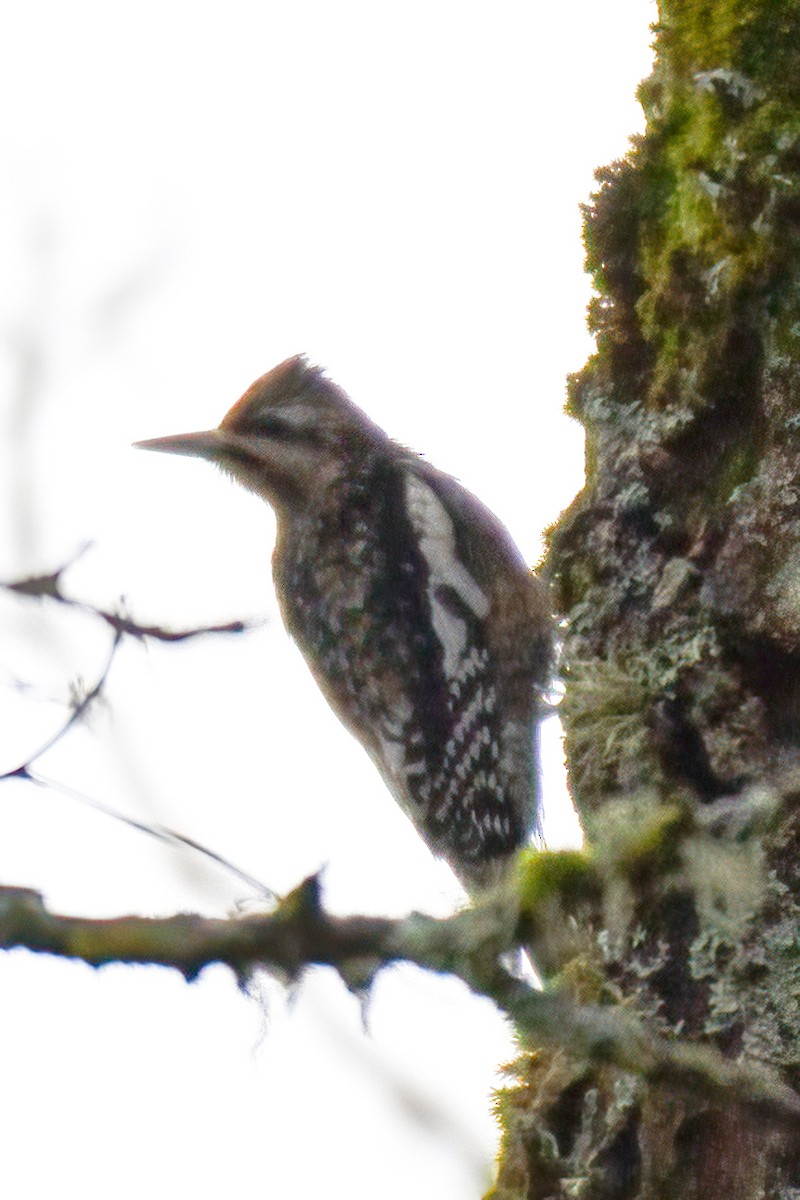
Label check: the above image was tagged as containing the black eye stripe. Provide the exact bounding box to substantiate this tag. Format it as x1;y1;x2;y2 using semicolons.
248;413;310;440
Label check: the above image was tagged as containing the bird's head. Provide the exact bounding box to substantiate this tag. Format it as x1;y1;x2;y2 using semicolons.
135;356;386;512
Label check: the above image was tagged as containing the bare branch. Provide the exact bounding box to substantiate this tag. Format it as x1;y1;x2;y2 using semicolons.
3;556;252;642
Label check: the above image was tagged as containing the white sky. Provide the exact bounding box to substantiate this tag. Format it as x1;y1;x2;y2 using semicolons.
0;4;656;1198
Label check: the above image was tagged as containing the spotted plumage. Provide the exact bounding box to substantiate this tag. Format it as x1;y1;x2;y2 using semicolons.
135;356;554;889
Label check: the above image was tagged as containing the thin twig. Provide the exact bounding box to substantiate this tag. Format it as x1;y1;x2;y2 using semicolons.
23;770;276;902
2;631;123;779
2;570;272;902
3;560;252;641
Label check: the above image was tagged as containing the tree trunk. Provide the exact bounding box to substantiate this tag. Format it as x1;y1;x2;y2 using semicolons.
492;2;800;1196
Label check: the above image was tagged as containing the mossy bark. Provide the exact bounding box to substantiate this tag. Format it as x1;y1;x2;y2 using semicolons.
492;3;800;1197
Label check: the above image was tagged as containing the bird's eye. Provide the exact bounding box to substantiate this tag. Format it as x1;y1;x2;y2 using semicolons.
251;412;308;440
233;402;324;443
256;413;289;436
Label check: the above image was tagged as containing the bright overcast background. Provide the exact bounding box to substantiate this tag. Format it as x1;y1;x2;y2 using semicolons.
0;4;655;1198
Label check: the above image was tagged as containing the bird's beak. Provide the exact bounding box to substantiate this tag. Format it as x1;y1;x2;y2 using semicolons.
133;430;230;461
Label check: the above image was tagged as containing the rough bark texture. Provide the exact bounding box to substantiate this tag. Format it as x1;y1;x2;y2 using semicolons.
491;3;800;1197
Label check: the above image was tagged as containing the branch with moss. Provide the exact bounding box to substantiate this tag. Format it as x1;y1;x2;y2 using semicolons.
1;875;798;1128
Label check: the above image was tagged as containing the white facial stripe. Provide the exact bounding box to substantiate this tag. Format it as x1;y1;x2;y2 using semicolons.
274;403;323;429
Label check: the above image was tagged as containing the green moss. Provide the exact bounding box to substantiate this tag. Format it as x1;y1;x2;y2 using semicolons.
516;849;597;913
711;437;762;505
502;5;800;1188
590;795;689;881
576;3;800;425
487;1052;571;1200
683;832;766;937
658;0;800;99
545;956;610;1005
560;658;655;796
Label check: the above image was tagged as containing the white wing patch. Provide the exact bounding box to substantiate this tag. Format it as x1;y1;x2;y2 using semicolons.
404;472;490;676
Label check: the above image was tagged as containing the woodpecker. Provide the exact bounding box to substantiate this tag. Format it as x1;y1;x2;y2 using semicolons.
136;356;553;890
